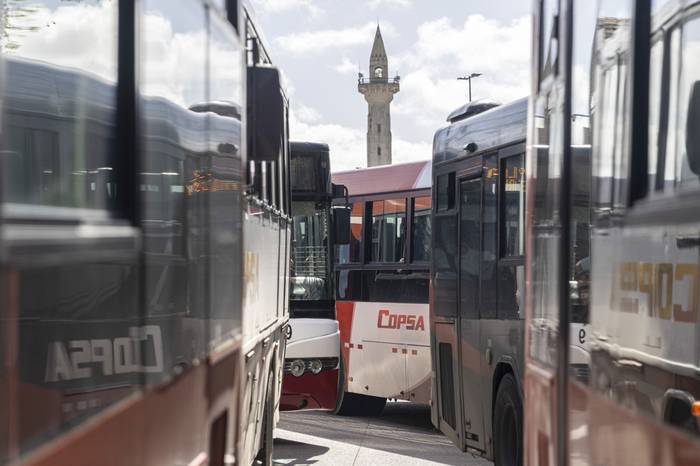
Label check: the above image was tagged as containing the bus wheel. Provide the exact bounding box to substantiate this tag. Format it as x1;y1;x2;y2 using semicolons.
335;392;386;416
255;371;275;466
493;374;522;466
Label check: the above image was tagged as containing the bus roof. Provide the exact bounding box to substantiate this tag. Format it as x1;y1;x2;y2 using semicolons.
433;97;527;165
290;141;330;153
331;160;431;197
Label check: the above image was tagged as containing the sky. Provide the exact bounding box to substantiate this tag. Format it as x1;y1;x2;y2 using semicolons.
250;0;532;170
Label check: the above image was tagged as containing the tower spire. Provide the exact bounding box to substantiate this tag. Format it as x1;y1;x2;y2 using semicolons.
358;26;399;167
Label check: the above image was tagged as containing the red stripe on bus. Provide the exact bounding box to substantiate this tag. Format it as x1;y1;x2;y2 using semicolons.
336;301;355;386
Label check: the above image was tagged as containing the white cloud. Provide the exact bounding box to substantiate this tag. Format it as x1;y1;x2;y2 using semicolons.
333;57;358;74
276;21;397;54
250;0;324;19
392;14;531;129
290;102;431;171
4;2;118;82
367;0;412;9
4;2;244;108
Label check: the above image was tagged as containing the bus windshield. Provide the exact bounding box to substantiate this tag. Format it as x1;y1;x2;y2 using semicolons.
290;200;332;301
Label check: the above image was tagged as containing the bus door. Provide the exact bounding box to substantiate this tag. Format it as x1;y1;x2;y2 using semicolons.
432;170;463;447
458;176;486;451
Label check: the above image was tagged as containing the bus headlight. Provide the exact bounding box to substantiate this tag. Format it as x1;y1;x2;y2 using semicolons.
290;359;305;377
309;359;323;374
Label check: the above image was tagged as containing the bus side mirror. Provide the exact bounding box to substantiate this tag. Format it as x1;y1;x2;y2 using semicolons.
686;81;700;175
332;183;347;198
333;206;351;245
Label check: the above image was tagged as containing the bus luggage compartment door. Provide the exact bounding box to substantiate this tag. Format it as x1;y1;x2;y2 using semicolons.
433;321;463;448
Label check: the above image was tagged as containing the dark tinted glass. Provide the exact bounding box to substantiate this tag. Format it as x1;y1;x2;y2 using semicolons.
290;152;330;194
502;154;526;257
481;156;498;319
336;202;363;264
436;173;455;211
459;179;481;319
336;270;428;304
412;196;432;262
498;264;524;320
433;215;458;317
370;198;406;263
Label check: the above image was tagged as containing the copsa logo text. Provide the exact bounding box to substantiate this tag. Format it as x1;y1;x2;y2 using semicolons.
377;309;425;331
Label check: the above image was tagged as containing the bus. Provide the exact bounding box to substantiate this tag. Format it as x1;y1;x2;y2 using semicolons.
0;2;289;465
281;142;348;412
526;1;700;466
331;160;432;415
429;98;528;464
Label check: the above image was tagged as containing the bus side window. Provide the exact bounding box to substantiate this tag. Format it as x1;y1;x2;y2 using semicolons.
411;196;432;262
370;198;407;263
498;154;525;320
434;172;458;317
437;173;455;212
674;17;700;189
336;202;363;264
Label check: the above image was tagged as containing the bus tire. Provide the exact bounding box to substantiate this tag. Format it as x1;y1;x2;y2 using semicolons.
255;370;275;466
493;373;523;466
335;392;386;416
332;351;386;416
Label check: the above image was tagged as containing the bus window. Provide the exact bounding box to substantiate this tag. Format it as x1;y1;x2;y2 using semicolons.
675;17;700;189
459;179;482;319
370;198;407;263
140;0;208;381
481;155;498;319
336;202;363;264
412;196;432;262
436;172;455;211
648;38;664;189
499;154;526;320
662;28;681;191
502;155;526;258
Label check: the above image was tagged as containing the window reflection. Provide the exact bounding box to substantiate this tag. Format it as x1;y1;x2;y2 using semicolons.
502;155;525;257
336;202;363;264
0;1;133;460
412;196;432;262
1;0;117;210
370;198;406;263
291;201;331;301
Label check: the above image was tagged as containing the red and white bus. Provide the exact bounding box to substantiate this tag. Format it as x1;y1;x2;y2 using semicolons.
331;161;432;415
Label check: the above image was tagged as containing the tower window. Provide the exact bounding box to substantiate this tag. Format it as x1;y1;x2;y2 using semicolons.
377;147;381;156
374;67;383;78
377;124;381;134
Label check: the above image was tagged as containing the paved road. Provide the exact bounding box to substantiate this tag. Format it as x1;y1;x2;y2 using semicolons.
273;402;492;466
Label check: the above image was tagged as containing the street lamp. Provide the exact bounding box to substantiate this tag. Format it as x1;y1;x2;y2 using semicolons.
457;73;482;102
